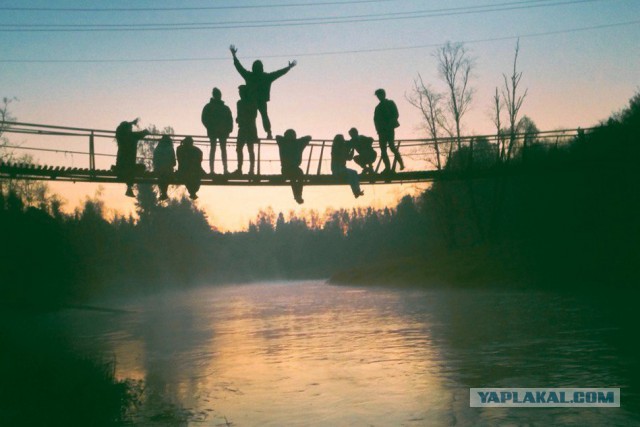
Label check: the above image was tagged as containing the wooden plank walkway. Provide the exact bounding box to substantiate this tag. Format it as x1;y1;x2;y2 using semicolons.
0;161;442;186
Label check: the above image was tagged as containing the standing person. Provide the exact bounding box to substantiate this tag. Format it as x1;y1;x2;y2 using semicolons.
201;87;233;175
331;134;364;199
276;129;311;204
229;44;297;139
115;118;150;197
176;136;204;200
348;127;376;175
153;134;176;201
233;85;258;176
374;88;405;173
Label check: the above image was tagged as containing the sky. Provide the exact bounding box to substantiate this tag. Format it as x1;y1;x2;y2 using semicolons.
1;0;639;230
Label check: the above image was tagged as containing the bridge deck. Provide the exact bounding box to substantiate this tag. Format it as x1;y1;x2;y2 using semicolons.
0;121;585;187
0;161;440;186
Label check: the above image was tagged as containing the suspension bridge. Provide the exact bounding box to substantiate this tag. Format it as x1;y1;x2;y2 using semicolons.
0;121;584;187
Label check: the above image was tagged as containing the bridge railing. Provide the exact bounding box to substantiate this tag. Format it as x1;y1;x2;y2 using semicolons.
1;121;591;177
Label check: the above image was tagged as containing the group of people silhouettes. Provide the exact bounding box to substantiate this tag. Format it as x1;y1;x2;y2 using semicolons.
114;45;404;203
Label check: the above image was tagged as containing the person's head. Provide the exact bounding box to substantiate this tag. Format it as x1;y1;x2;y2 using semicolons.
374;88;386;101
238;85;247;99
116;121;133;139
212;87;222;100
348;127;359;139
118;121;132;131
252;60;264;74
159;134;172;145
182;136;194;147
333;134;345;145
284;129;297;140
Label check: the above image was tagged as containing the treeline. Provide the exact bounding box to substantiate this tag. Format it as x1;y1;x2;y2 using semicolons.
0;183;421;305
1;93;639;305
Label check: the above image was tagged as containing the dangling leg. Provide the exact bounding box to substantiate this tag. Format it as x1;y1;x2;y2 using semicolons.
347;168;363;198
293;168;304;204
124;165;135;197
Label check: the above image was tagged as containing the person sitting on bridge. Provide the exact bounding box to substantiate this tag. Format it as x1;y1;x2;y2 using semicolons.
176;136;204;200
201;87;233;175
115;118;150;197
331;134;364;199
374;88;405;174
233;85;258;176
230;44;297;140
347;127;376;175
276;129;311;204
153;135;176;201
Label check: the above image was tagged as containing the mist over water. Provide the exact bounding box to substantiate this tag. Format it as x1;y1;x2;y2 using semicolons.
48;281;638;426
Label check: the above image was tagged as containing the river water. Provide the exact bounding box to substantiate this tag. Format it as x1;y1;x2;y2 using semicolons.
51;281;637;426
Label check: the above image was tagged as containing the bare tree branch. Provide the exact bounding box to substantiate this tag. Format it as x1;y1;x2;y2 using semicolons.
435;41;475;151
501;39;528;161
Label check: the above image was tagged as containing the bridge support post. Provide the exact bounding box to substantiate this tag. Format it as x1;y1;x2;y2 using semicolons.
305;146;314;175
316;141;326;175
257;139;261;176
89;131;96;177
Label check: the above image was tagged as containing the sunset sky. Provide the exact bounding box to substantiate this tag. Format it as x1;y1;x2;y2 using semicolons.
2;0;639;230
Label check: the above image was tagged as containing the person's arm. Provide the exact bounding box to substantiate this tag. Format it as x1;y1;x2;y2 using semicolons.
299;136;312;149
230;45;250;80
226;106;234;135
268;60;297;82
132;129;150;141
390;100;399;121
201;105;209;128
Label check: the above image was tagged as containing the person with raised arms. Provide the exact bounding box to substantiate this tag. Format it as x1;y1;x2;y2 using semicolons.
230;44;297;140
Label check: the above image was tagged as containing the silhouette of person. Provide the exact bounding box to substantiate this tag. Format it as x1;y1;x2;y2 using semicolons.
276;129;311;204
153;135;176;201
202;87;233;175
234;85;258;176
348;127;376;175
176;136;204;200
374;88;405;173
115;118;150;197
331;134;364;198
230;44;297;139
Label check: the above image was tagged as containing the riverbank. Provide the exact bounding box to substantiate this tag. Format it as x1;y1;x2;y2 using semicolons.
328;241;638;290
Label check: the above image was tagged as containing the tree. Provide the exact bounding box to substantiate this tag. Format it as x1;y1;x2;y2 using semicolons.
1;97;18;161
0;97;56;210
501;40;528;161
435;41;475;151
491;87;507;162
406;74;453;170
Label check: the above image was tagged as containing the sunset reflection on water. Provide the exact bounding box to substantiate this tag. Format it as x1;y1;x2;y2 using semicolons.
58;281;637;426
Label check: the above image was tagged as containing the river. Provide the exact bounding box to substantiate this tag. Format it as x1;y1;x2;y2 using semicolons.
45;281;639;425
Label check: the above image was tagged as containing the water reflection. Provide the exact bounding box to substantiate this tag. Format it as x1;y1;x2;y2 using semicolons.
55;282;638;426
